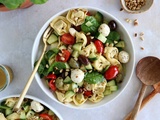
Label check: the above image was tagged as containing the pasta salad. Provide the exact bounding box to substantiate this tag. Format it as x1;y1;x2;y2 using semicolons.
35;8;130;106
0;97;59;120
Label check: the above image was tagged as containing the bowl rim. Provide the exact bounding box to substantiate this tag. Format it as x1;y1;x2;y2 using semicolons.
31;6;135;109
0;94;63;120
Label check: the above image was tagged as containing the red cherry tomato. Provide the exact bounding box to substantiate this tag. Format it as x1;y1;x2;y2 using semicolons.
104;66;119;80
84;91;93;97
49;79;56;91
45;73;57;80
40;113;53;120
56;49;71;62
61;33;75;45
94;40;104;54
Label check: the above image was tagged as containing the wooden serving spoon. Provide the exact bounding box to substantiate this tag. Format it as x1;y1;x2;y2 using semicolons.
126;56;160;120
124;81;160;120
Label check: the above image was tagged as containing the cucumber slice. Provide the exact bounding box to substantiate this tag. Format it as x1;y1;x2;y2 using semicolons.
72;42;83;51
97;33;107;43
110;86;118;92
59;45;67;51
72;50;79;58
85;63;93;70
77;80;84;87
88;52;97;61
20;111;26;119
64;76;72;84
64;62;70;69
45;50;56;60
47;34;58;44
107;80;116;86
65;90;75;99
71;83;78;90
103;89;111;95
5;108;12;116
94;11;103;23
115;41;125;48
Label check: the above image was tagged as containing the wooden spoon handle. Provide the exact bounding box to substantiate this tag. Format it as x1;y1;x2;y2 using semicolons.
13;44;47;111
124;89;157;120
129;83;147;120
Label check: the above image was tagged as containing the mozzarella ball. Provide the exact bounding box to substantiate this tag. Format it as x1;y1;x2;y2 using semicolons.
31;101;44;112
118;51;130;63
71;69;84;83
98;23;110;37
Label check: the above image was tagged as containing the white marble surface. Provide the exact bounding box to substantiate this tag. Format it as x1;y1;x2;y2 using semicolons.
0;0;160;120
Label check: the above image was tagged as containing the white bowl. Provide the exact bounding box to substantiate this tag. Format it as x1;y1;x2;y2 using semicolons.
0;94;63;120
31;6;135;109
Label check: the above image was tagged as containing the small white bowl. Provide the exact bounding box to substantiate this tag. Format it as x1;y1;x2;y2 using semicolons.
0;94;63;120
31;6;135;109
120;0;154;14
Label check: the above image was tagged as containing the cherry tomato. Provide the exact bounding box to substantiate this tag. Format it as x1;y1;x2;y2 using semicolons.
104;66;119;80
40;113;53;120
49;79;56;91
94;40;104;54
61;33;75;45
45;73;57;80
56;49;71;62
84;91;93;97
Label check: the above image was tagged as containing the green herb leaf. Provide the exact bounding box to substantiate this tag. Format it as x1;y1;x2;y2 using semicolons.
47;62;66;74
84;72;105;84
0;0;25;9
31;0;48;4
81;16;100;34
107;31;120;41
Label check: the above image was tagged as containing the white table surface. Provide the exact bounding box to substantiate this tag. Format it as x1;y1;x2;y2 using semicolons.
0;0;160;120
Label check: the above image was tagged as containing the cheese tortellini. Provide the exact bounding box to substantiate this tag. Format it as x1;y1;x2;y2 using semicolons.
73;93;87;106
104;47;120;66
50;16;71;35
66;8;88;26
92;55;110;71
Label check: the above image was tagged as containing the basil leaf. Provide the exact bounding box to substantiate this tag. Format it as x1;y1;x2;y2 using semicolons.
0;0;25;9
81;16;100;34
84;72;105;84
47;62;66;74
31;0;48;4
107;31;120;41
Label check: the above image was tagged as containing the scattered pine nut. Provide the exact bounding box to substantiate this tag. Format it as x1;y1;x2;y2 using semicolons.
140;47;144;50
134;19;138;26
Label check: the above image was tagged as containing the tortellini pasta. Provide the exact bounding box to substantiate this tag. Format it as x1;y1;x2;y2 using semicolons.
88;92;104;103
80;42;97;57
73;93;87;106
66;8;88;26
92;55;110;71
103;47;120;66
50;16;71;35
5;98;18;108
75;32;87;47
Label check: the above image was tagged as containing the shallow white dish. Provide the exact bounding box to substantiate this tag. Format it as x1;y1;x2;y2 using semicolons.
31;6;135;109
0;94;63;120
